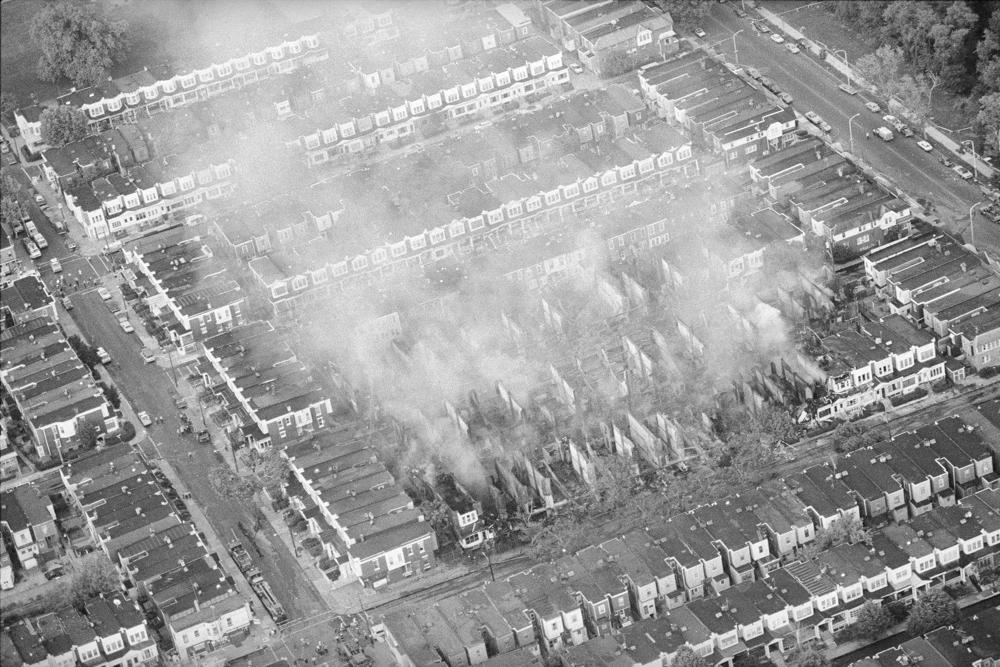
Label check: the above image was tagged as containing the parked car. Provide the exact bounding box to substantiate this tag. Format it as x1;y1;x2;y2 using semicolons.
785;43;800;54
67;240;78;251
62;296;73;311
734;7;747;18
882;114;900;126
97;347;111;364
874;127;894;141
119;318;134;333
50;258;62;273
818;120;832;133
804;111;821;124
745;66;762;80
899;126;914;138
865;101;881;113
34;194;45;205
569;63;584;74
693;28;707;38
939;155;955;167
23;238;41;259
97;287;112;300
770;33;785;44
778;92;793;104
32;232;47;250
140;348;156;363
952;164;974;180
138;411;153;427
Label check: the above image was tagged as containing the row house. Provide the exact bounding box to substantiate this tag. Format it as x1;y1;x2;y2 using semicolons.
123;227;245;353
949;304;1000;372
294;36;569;165
3;594;157;667
65;155;235;240
861;608;1000;667
282;431;438;587
814;315;945;422
16;31;328;152
41;128;147;194
201;323;334;449
749;139;853;204
1;275;58;326
0;485;56;572
433;472;493;550
0;317;119;462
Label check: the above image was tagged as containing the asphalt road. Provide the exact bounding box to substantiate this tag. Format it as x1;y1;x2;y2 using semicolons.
65;287;328;622
696;5;999;252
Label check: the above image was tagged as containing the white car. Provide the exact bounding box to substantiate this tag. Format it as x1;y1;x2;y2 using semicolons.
98;287;112;300
97;347;111;364
770;33;785;44
694;28;707;38
882;114;899;126
50;258;62;273
865;101;881;113
23;239;41;259
785;43;800;54
119;318;134;333
138;411;153;427
838;84;858;95
569;63;584;74
952;165;974;180
818;120;832;133
778;92;793;104
916;140;933;152
804;111;821;123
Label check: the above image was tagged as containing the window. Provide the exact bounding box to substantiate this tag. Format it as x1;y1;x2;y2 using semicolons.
391;242;407;257
351;256;368;270
677;146;692;161
526;197;541;212
430;228;446;244
410;235;426;250
637;28;653;46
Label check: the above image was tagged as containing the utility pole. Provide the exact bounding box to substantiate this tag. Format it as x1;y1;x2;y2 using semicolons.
166;344;178;386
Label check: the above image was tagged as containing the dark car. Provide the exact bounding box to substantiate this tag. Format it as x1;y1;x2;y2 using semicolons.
734;7;747;18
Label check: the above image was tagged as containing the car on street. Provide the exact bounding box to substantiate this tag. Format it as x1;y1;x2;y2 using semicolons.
67;240;78;251
785;43;800;54
939;155;955;167
734;7;747;18
138;411;153;427
754;22;771;34
865;101;881;113
97;347;111;364
98;286;112;300
119;318;134;333
50;258;62;273
882;114;900;126
141;347;156;363
569;62;584;74
899;125;914;138
34;194;45;205
804;111;821;124
32;232;48;250
770;33;785;44
23;238;41;259
818;120;832;133
760;77;778;92
874;127;894;141
745;66;762;80
693;28;707;38
952;164;974;180
0;141;8;154
62;296;73;311
917;140;934;152
778;92;793;104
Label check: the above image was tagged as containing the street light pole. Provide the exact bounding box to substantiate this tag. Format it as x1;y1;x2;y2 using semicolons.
968;202;982;247
732;29;744;66
848;112;861;154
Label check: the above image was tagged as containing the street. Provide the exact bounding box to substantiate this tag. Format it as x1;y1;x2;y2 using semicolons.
66;287;329;622
695;4;998;252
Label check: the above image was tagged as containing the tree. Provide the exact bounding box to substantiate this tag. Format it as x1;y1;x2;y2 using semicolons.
1;186;22;228
67;553;121;607
854;45;905;96
238;448;291;497
975;91;1000;156
208;464;261;504
67;335;100;369
801;516;872;559
976;10;1000;94
659;0;712;29
100;383;120;410
849;601;894;641
787;645;830;667
78;422;101;449
928;1;978;94
40;105;88;147
0;92;17;119
671;646;711;667
29;1;129;87
830;1;889;40
881;2;940;72
832;421;888;453
907;589;959;635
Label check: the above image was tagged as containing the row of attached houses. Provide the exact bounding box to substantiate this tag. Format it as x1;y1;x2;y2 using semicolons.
814;314;945;421
863;234;1000;373
851;608;1000;667
0;317;119;461
538;0;678;77
15;28;328;153
231;121;695;315
373;470;1000;667
199;322;334;450
638;49;798;167
281;430;439;588
60;446;253;661
122;226;246;354
751;139;912;259
0;485;56;573
1;593;159;667
288;35;571;164
1;275;58;326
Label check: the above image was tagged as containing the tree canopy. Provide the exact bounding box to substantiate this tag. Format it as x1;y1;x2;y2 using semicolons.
671;646;711;667
907;589;959;635
29;1;129;88
40;105;88;147
67;552;122;607
849;601;894;641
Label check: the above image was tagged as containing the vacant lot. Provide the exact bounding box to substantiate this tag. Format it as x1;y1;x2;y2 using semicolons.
2;0;324;108
762;0;978;136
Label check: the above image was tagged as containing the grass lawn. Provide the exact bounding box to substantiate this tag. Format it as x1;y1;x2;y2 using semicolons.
2;0;315;108
762;0;979;137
